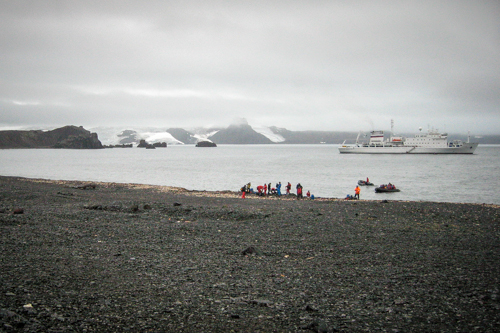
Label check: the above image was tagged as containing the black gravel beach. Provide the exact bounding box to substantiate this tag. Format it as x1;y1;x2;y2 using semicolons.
1;176;499;332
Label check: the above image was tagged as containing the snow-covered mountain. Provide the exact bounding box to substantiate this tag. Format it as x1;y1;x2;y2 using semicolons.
90;120;359;145
90;127;184;146
90;123;285;146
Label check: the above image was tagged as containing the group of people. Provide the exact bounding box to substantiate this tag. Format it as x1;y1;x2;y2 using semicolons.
240;182;311;199
379;183;396;190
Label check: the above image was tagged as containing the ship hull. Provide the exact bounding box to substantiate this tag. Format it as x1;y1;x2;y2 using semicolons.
409;143;478;154
338;143;478;154
338;146;409;154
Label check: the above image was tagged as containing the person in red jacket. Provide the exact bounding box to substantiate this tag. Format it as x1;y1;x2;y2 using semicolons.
257;185;264;196
296;183;303;199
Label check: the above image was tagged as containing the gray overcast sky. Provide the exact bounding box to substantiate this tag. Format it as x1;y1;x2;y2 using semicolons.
1;0;499;134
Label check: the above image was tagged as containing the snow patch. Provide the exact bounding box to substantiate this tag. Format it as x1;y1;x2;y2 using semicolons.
91;127;184;145
141;132;183;145
194;130;219;142
252;126;285;143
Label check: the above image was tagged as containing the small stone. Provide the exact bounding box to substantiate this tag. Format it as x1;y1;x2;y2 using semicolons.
52;313;65;321
251;299;273;307
394;298;406;305
22;304;36;314
305;304;318;312
242;246;259;255
13;208;24;214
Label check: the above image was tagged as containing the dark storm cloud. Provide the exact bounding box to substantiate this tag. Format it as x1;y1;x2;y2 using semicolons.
1;0;499;133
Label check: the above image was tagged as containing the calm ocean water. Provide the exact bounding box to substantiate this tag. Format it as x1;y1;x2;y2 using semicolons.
1;145;499;205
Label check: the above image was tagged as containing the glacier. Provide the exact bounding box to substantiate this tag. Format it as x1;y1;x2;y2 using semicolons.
252;126;285;143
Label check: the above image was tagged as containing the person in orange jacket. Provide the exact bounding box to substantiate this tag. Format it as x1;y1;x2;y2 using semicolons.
355;185;360;199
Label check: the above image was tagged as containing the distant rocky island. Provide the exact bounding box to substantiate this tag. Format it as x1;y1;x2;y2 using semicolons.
0;126;103;149
137;139;167;149
195;140;217;147
102;144;133;148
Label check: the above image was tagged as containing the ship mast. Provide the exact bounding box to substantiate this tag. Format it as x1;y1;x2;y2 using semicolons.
355;131;361;144
390;119;394;142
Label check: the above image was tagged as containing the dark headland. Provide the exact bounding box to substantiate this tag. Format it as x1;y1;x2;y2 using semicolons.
0;126;103;149
1;176;499;332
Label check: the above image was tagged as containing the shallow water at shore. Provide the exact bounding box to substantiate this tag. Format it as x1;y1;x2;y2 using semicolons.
1;144;499;204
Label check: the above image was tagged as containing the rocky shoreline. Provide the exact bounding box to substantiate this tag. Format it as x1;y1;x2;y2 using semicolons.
1;176;499;332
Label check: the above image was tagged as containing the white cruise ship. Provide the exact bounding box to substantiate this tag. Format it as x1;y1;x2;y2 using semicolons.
338;126;478;154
